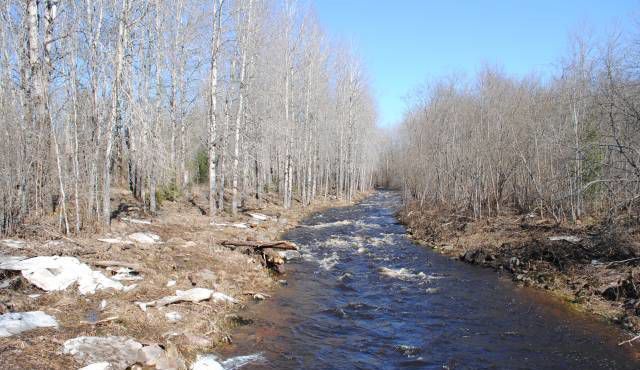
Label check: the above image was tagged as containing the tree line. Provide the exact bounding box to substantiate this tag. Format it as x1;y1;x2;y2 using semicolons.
0;0;382;235
385;29;640;224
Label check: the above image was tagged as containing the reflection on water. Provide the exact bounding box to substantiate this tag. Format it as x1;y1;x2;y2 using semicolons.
222;191;640;369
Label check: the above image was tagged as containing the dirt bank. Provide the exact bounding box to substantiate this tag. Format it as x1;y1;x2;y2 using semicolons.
0;187;368;369
398;204;640;340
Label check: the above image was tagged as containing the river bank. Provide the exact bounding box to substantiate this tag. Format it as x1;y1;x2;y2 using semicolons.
398;202;640;337
0;186;368;369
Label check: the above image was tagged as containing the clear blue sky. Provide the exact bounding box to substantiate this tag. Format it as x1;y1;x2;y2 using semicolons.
314;0;639;127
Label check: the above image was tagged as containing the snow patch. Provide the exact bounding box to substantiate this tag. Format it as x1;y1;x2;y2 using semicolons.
108;267;143;281
0;311;58;337
127;232;161;244
121;217;152;225
97;238;133;245
0;256;125;295
0;239;27;249
165;311;182;322
247;212;268;221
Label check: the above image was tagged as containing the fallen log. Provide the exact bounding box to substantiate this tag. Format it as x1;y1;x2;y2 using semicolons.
220;240;298;251
80;316;119;326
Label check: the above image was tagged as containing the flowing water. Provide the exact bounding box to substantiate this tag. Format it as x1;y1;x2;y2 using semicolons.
222;191;640;369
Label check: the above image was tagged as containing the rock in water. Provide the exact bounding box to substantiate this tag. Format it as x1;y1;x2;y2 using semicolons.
278;250;301;261
0;311;58;337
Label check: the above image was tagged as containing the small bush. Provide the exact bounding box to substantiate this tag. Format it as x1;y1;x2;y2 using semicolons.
156;182;180;205
195;149;209;184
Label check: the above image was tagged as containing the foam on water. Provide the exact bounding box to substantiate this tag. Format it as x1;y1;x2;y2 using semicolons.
319;252;340;270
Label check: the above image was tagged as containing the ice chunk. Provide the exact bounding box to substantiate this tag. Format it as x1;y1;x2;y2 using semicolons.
0;311;58;337
0;239;27;249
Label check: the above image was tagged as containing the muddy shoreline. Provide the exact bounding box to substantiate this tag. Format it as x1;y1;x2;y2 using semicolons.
397;203;640;343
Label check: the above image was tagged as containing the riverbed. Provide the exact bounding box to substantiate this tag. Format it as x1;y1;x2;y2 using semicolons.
223;191;639;369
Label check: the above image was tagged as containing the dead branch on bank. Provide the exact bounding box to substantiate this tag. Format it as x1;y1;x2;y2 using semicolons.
220;240;298;250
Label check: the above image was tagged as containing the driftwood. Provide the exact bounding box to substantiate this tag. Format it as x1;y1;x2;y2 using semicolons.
90;260;152;273
619;334;640;346
80;316;119;326
242;291;271;298
220;240;297;251
136;288;238;311
607;256;640;267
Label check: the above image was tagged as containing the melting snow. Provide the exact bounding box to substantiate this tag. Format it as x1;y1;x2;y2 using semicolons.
0;311;58;337
127;232;161;244
0;256;125;295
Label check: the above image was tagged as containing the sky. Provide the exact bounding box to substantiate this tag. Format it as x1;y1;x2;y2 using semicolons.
314;0;639;128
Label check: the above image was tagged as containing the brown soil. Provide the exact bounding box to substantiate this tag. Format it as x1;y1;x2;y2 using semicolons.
0;186;369;369
398;203;640;338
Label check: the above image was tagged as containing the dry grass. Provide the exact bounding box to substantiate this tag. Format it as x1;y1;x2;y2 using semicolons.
0;187;369;369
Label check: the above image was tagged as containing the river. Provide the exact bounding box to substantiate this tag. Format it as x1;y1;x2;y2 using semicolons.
222;191;639;369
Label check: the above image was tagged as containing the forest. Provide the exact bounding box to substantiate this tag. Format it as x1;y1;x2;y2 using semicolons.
384;33;640;226
6;0;638;236
2;1;640;368
0;0;381;236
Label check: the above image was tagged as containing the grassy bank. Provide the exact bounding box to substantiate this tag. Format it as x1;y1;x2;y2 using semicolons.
0;187;368;369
